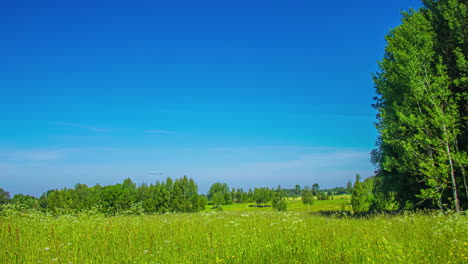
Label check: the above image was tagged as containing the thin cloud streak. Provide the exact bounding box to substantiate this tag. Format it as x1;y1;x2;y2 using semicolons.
50;122;111;132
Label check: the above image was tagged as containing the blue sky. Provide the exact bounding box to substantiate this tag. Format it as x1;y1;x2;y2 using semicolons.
1;0;422;196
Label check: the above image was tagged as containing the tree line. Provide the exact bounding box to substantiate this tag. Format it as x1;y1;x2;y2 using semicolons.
0;178;353;214
0;176;205;214
206;182;349;208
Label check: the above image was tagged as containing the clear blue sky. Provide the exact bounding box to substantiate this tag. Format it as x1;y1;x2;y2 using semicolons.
0;0;422;196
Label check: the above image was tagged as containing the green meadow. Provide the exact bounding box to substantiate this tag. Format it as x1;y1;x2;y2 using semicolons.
1;200;466;264
2;0;467;263
204;196;350;212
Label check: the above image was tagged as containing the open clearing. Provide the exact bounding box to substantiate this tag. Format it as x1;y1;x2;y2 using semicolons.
204;197;350;212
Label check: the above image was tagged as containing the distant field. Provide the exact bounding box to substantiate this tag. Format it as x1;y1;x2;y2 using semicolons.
205;195;350;212
1;211;466;263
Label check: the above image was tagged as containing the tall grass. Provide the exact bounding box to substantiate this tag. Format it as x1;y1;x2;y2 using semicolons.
1;210;466;263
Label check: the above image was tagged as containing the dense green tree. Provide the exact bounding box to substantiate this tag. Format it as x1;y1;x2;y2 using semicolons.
212;192;225;208
198;195;207;210
301;186;314;211
153;181;170;213
246;189;254;202
316;191;330;201
43;188;76;213
295;184;301;199
207;182;232;205
122;178;136;190
74;183;91;210
116;189;136;211
271;186;287;211
370;176;399;212
422;0;468;210
351;174;374;212
34;176;205;214
0;188;10;204
312;183;320;195
347;180;353;194
233;188;246;203
10;194;38;210
98;185;121;214
253;187;271;206
114;178;137;211
136;183;152;212
372;1;467;212
170;176;202;212
231;188;236;203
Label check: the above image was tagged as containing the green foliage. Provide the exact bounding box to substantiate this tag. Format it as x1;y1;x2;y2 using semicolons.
170;176;201;213
275;200;287;211
198;195;207;210
347;180;353;194
311;183;320;195
271;186;287;211
212;192;225;207
0;188;10;204
295;184;301;197
351;174;374;212
31;176;203;215
301;186;314;210
253;187;271;206
316;192;331;201
127;201;144;215
10;194;39;211
231;188;247;203
369;176;399;212
207;182;232;205
372;0;468;212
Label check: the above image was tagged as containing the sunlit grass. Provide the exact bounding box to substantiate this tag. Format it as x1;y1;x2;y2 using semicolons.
205;196;350;212
1;210;466;263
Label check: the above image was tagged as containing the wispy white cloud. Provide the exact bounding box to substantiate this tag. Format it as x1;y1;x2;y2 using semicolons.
50;122;111;132
144;130;177;134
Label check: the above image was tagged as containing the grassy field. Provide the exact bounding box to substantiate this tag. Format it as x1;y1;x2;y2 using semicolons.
204;197;350;212
1;209;467;263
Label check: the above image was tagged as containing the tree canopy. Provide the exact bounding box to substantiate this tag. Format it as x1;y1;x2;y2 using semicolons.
372;0;467;212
